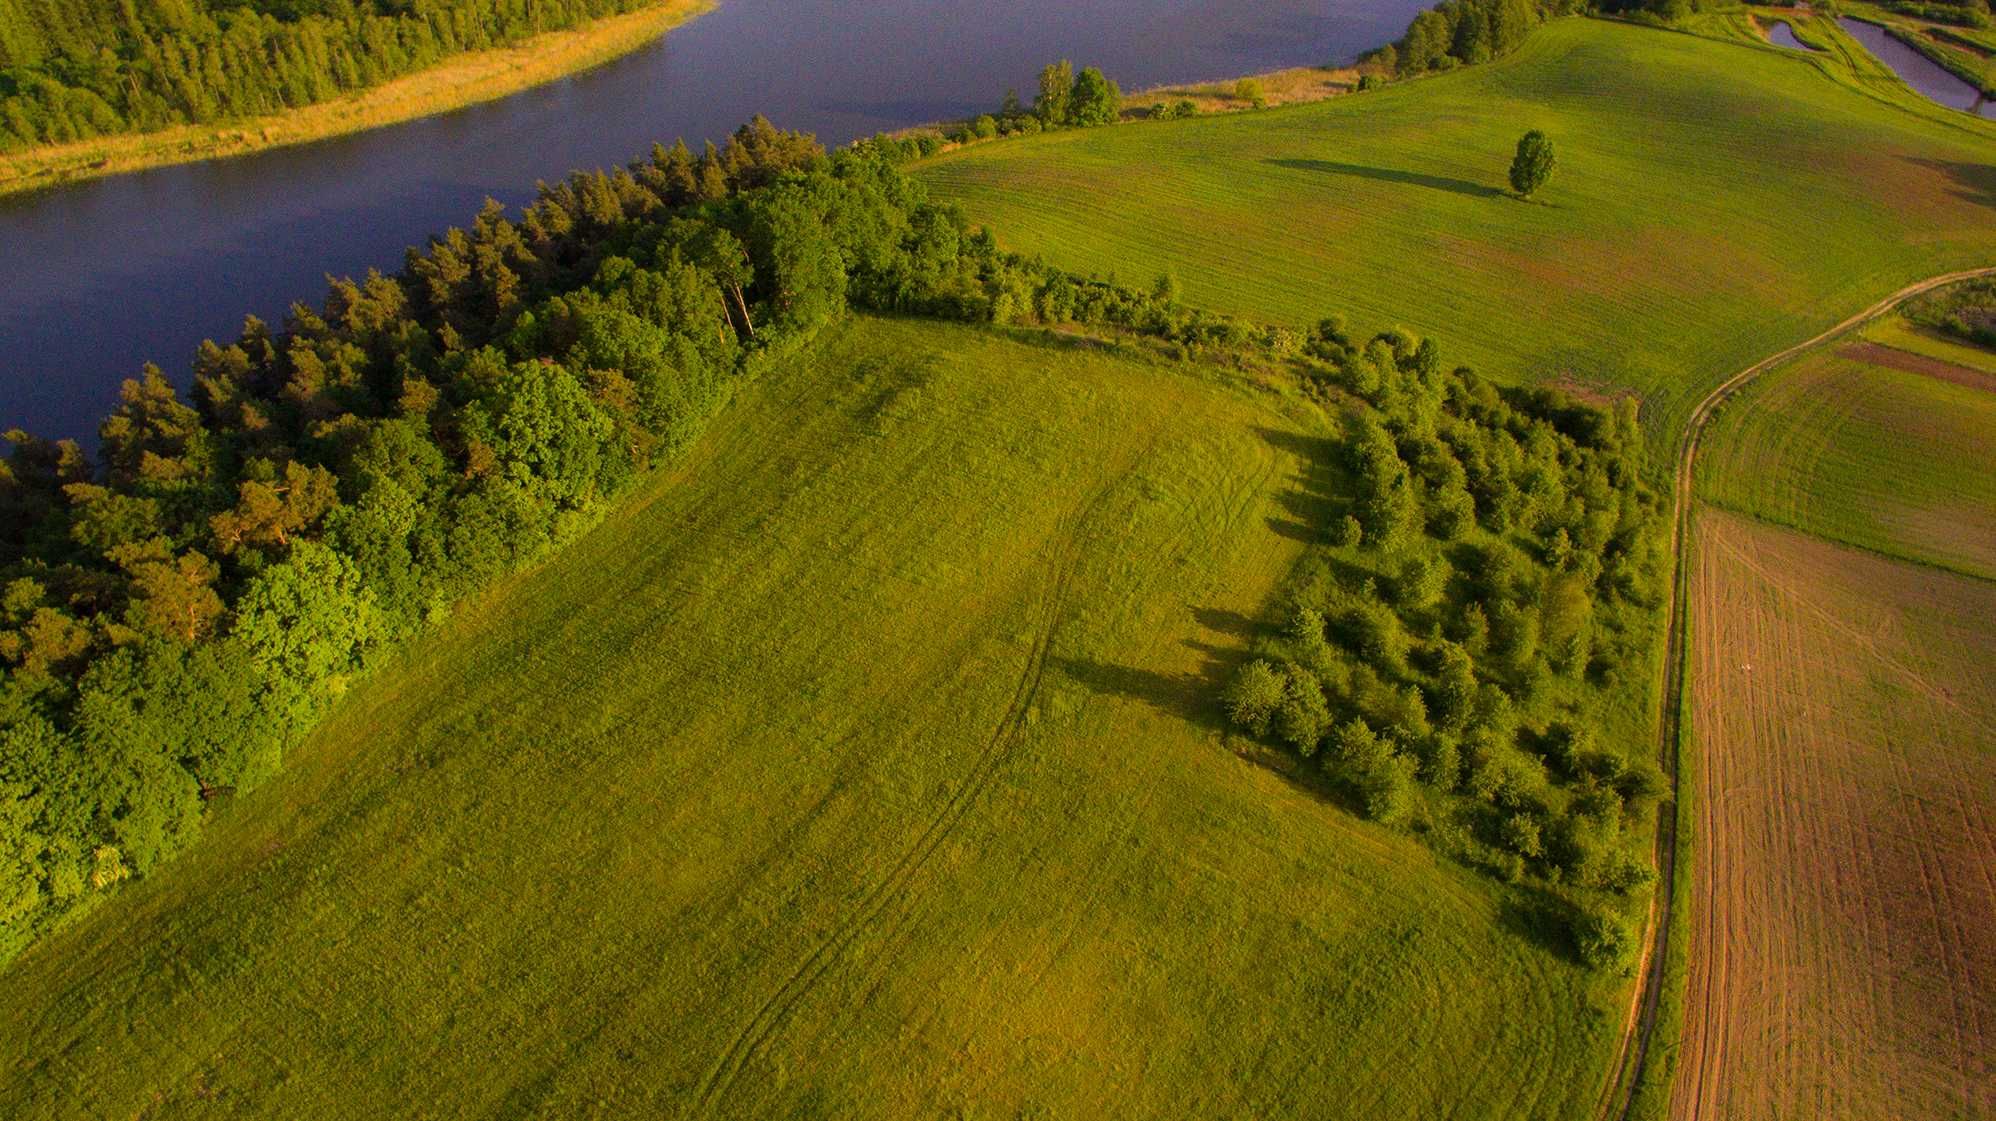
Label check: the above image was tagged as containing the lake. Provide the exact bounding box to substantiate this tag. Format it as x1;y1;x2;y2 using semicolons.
0;0;1426;441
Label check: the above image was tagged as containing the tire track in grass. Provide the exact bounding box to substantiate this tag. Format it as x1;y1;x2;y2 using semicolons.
1598;265;1996;1121
689;477;1122;1115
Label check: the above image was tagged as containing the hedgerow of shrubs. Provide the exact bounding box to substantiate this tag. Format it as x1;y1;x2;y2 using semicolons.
1222;316;1667;971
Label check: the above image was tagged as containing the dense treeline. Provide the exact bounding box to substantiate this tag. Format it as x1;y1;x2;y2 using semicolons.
1223;323;1666;970
1380;0;1550;76
0;0;657;152
1375;0;1746;78
0;116;1287;964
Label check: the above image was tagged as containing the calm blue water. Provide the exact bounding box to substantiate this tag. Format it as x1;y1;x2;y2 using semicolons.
0;0;1426;441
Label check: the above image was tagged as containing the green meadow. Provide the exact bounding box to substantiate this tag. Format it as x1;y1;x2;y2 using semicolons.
8;14;1996;1118
1698;340;1996;580
0;318;1620;1118
918;17;1996;446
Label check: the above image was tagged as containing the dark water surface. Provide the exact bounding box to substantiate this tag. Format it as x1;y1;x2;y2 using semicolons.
1763;21;1812;52
0;0;1424;440
1838;17;1996;120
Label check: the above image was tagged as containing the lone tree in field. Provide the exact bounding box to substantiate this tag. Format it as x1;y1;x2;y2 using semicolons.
1509;129;1556;199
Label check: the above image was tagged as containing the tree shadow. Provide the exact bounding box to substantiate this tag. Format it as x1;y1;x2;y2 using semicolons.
1905;157;1996;211
1496;884;1589;965
1191;607;1258;639
1266;158;1507;200
1054;655;1223;729
1254;423;1351;546
1053;599;1276;732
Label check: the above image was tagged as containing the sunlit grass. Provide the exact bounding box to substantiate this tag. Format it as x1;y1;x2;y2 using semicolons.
919;18;1996;449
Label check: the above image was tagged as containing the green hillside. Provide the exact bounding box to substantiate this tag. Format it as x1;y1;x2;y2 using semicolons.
0;317;1620;1118
918;17;1996;447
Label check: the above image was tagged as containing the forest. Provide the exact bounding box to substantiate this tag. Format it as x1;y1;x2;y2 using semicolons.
0;115;1295;965
1222;324;1666;968
0;0;660;151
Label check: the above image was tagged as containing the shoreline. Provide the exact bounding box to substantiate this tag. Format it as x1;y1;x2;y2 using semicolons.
888;62;1371;148
0;0;714;200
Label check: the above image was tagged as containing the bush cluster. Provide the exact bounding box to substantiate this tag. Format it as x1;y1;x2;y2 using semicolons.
1905;276;1996;348
938;60;1123;147
1222;317;1666;969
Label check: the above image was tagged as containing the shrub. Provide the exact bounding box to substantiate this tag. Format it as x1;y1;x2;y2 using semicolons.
1276;667;1333;755
1224;659;1288;735
1573;903;1636;972
1233;77;1268;109
1069;67;1123;126
1509;129;1557;199
1499;811;1544;858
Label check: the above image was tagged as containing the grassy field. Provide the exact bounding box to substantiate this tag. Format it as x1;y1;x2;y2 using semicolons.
0;318;1624;1118
0;0;710;199
917;17;1996;447
1678;510;1995;1121
1697;340;1996;579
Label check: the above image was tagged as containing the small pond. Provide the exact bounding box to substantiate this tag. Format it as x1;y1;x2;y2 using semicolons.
1838;17;1996;119
1763;21;1814;51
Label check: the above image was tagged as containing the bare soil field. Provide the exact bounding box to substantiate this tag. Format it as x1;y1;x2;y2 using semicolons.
1840;341;1996;394
1676;509;1996;1121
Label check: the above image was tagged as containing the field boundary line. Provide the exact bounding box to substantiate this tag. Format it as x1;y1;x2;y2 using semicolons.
1597;264;1996;1121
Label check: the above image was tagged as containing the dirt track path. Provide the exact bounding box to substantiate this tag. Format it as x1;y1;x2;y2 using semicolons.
1596;265;1996;1121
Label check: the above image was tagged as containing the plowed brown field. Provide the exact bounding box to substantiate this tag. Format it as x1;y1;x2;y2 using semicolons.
1676;510;1996;1121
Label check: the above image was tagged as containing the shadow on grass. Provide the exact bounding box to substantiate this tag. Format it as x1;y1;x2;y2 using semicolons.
1497;884;1593;966
1052;597;1277;734
1254;424;1346;545
1906;156;1996;211
1266;158;1507;200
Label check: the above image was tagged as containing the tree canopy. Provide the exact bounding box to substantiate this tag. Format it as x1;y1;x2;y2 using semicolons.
1509;129;1556;198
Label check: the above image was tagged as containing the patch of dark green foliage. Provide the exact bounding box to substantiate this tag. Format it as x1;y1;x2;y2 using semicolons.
1906;277;1996;349
936;60;1123;146
1222;318;1667;972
